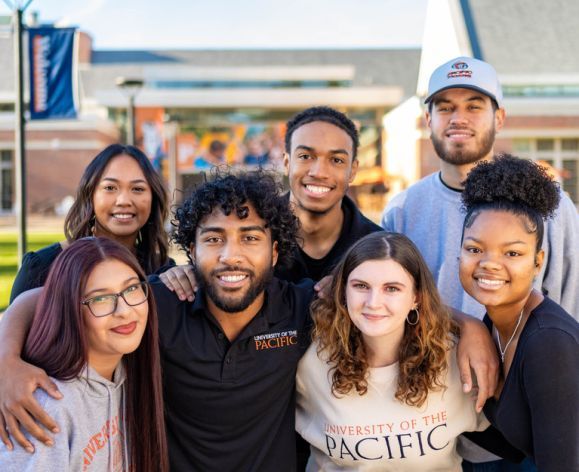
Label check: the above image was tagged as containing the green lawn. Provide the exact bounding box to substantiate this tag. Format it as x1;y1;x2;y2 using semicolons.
0;232;64;311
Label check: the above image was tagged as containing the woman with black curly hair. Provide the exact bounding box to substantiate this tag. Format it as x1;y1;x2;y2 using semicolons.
459;155;579;471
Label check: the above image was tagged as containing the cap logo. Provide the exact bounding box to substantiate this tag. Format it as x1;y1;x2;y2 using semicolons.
447;70;472;79
451;61;469;70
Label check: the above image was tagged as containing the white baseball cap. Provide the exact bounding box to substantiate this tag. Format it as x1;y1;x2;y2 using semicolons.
425;56;503;108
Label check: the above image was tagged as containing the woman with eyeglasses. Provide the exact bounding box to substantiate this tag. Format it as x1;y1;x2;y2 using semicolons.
0;238;168;472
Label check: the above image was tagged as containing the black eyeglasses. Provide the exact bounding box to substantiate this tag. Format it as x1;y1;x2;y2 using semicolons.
81;281;149;317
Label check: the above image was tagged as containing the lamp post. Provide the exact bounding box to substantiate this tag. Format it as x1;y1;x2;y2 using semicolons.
4;0;34;264
115;77;143;146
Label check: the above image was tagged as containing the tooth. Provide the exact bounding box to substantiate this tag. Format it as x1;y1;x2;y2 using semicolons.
306;185;330;194
478;278;504;286
221;275;246;282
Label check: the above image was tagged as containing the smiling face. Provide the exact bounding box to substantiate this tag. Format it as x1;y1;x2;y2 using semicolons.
459;210;543;314
92;154;153;244
426;88;505;166
82;259;149;378
191;203;279;315
346;259;417;348
284;121;358;215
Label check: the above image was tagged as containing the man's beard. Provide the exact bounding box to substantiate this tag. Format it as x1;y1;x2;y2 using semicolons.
194;264;273;313
431;126;495;165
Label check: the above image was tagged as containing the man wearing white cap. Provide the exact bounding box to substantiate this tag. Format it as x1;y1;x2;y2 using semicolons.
381;56;578;471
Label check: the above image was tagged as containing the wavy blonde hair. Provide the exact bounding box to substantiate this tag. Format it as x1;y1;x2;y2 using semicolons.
312;232;459;407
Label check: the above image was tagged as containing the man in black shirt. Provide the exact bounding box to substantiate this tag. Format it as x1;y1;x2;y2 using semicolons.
154;171;314;470
0;171;315;471
162;107;381;295
277;106;382;282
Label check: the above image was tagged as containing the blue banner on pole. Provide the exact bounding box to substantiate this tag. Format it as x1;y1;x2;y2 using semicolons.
28;27;77;120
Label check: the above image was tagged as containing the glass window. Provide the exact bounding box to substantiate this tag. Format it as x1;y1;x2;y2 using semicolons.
1;168;13;211
562;139;579;152
562;159;578;203
512;139;531;153
537;139;554;151
0;150;12;163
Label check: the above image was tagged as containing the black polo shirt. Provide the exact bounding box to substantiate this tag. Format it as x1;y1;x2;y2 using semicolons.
149;275;315;472
276;195;382;282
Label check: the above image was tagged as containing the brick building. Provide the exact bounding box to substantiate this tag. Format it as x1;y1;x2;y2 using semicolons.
1;1;578;214
0;19;419;214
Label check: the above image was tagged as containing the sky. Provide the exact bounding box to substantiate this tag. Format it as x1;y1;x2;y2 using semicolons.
0;0;428;50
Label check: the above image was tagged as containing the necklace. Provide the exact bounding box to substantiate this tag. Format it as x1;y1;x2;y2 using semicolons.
495;308;524;363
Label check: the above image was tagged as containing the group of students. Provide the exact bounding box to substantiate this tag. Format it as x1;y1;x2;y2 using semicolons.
0;56;577;472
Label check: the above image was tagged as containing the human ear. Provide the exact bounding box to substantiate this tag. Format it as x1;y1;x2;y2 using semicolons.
494;107;506;132
534;249;545;274
425;109;432;129
348;159;359;183
189;243;196;265
272;241;279;267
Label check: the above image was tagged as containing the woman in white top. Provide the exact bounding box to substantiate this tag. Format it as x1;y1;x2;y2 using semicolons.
296;232;492;471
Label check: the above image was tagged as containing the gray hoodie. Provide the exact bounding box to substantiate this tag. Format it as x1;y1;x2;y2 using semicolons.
0;364;129;472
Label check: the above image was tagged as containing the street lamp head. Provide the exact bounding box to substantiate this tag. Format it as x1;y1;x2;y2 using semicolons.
116;77;143;146
115;77;144;98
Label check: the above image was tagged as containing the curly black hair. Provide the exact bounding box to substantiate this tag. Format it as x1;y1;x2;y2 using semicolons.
172;169;299;267
461;154;561;250
284;106;359;159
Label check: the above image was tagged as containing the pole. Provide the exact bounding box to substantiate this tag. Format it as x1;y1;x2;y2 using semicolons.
127;95;135;146
166;122;178;201
14;7;27;262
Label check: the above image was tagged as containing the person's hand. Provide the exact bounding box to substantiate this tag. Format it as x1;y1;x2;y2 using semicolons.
456;316;499;412
0;356;62;452
159;265;197;302
314;275;333;299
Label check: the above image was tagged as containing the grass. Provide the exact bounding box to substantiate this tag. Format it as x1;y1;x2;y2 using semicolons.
0;232;64;311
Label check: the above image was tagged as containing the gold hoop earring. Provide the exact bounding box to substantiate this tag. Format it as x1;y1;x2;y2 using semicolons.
406;308;420;326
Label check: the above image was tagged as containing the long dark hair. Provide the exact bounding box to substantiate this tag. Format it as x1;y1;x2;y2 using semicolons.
312;232;458;407
64;144;169;274
23;238;168;472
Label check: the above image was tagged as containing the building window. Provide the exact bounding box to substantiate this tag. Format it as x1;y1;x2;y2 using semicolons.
0;150;13;212
510;138;579;205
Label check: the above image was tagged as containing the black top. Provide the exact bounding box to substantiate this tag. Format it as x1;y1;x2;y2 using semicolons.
10;242;174;303
275;195;382;282
150;275;315;472
10;243;63;303
482;297;579;471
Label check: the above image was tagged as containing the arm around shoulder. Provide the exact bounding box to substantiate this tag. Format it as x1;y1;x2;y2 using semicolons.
0;288;62;451
0;390;70;472
451;308;499;411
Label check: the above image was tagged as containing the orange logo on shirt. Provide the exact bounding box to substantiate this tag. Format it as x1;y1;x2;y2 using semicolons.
254;330;298;350
82;415;123;470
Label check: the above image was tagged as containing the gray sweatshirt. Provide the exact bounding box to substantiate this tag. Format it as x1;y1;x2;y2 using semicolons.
0;364;128;472
381;172;578;320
